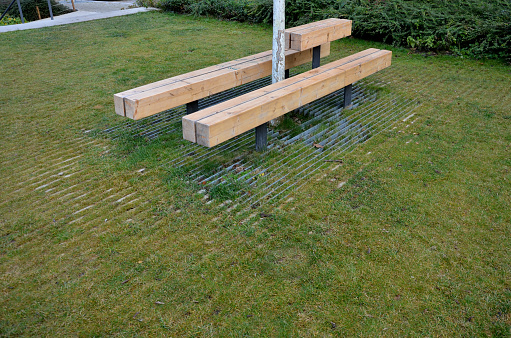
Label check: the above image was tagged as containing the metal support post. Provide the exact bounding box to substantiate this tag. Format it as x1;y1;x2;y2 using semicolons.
16;0;24;23
343;84;353;109
186;100;199;115
255;123;268;152
1;0;17;22
47;0;53;20
312;45;321;69
285;69;290;79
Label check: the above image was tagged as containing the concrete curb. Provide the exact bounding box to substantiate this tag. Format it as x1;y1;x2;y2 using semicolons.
0;7;157;33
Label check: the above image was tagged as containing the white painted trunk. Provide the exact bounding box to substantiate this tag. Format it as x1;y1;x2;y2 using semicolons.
272;0;285;84
270;0;285;126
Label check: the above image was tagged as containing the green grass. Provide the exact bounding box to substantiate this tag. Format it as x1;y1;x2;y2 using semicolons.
151;0;511;61
0;11;510;336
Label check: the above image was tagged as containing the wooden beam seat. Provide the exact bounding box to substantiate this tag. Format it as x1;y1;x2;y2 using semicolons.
182;48;392;148
285;18;352;51
114;44;331;120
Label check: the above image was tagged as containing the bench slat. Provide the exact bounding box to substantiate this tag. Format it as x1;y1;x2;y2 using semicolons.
183;48;391;147
285;18;352;51
182;48;382;139
114;44;331;120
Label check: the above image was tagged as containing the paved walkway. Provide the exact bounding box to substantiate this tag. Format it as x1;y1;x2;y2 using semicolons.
0;0;156;33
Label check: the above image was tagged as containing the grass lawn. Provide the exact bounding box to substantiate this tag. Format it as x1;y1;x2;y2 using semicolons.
0;11;510;336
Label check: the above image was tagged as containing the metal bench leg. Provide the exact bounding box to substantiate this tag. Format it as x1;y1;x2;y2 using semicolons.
255;123;268;152
312;45;321;69
343;84;353;109
285;69;290;79
186;100;199;115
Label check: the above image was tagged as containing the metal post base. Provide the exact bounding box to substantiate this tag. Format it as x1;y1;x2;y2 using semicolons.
255;123;268;152
312;45;321;69
186;100;199;115
343;84;353;109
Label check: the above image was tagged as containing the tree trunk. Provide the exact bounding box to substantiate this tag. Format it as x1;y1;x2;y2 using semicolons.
270;0;285;126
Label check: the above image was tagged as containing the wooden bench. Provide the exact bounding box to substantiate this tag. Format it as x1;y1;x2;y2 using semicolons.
286;18;352;51
182;48;392;148
113;18;351;121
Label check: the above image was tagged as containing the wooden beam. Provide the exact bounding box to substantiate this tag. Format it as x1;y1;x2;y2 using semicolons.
285;18;352;51
114;44;330;120
183;49;391;147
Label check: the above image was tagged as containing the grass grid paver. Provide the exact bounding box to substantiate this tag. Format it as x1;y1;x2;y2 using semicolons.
0;12;510;336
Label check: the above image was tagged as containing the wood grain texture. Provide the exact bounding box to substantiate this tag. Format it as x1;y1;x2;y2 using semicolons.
183;49;391;147
114;44;331;120
285;18;352;51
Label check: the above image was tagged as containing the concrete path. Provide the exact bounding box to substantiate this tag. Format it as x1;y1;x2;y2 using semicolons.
0;0;156;33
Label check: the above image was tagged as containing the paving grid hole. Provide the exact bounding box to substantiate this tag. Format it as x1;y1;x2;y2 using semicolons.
99;64;423;218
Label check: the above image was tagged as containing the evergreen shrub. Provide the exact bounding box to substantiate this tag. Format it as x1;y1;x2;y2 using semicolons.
150;0;511;62
0;0;72;21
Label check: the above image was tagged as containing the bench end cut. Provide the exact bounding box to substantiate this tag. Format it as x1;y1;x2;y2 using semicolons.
285;18;352;51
